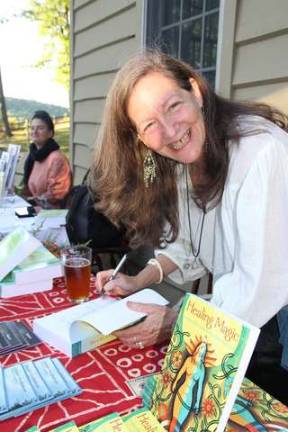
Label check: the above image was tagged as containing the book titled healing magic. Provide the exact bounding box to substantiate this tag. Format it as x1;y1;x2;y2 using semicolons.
143;293;260;432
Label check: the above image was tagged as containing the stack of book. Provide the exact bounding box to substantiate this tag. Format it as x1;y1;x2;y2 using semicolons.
0;321;40;355
25;408;166;432
0;226;62;297
0;356;81;421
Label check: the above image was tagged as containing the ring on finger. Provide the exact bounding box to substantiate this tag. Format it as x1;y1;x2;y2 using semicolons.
136;341;144;349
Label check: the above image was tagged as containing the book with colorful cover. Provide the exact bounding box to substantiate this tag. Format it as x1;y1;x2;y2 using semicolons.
226;377;288;431
11;244;62;284
144;293;260;432
49;421;80;431
0;227;41;281
123;407;166;431
79;412;127;431
25;427;41;432
35;209;68;228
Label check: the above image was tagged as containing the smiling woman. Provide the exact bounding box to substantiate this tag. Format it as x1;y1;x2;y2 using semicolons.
90;49;288;404
127;72;205;165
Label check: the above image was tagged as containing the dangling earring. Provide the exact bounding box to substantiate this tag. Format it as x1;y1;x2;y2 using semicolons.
200;106;208;153
143;149;156;187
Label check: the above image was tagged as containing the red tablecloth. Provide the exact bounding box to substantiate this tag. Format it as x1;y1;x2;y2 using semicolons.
0;278;167;431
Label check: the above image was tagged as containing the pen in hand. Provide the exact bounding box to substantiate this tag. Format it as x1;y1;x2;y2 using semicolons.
108;254;127;282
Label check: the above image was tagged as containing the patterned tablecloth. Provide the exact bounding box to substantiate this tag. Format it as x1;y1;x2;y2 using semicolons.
0;277;167;432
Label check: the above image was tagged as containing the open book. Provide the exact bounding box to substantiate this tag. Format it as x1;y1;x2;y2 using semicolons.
33;289;169;357
143;293;260;432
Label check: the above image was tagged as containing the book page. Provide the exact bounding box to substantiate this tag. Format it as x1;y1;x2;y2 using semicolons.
78;289;169;335
34;296;116;343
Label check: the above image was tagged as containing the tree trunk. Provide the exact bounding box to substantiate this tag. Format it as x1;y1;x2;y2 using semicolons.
0;66;12;137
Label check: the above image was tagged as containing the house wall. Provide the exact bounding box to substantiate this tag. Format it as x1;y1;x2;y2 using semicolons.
70;0;288;296
71;0;288;178
217;0;288;113
70;0;144;184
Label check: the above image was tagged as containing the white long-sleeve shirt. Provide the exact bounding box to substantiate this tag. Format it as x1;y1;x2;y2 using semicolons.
156;116;288;327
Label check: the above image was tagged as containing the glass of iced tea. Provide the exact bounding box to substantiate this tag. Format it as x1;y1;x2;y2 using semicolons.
61;245;92;303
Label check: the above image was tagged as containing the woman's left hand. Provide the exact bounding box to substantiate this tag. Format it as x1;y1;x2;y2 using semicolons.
113;302;178;348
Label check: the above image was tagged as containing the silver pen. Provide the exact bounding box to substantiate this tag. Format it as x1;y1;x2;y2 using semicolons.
109;254;127;281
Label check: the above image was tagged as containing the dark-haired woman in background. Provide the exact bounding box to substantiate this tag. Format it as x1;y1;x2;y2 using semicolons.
22;110;71;209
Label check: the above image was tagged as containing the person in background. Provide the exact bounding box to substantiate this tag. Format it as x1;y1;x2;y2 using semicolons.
22;110;71;209
91;50;288;403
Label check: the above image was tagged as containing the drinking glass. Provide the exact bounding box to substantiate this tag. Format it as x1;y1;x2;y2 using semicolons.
61;245;92;303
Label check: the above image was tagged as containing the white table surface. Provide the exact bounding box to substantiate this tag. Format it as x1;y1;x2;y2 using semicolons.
0;194;29;209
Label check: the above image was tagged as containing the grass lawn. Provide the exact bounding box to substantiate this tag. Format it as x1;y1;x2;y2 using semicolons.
0;117;70;157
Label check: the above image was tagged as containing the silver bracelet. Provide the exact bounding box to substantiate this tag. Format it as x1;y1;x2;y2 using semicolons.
147;258;164;284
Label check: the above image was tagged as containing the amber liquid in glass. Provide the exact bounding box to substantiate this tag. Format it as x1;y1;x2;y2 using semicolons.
64;257;91;303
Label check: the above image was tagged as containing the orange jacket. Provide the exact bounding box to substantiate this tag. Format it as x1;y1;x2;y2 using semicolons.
28;150;72;208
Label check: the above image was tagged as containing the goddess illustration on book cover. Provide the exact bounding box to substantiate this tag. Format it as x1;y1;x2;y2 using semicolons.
169;341;209;431
147;294;259;432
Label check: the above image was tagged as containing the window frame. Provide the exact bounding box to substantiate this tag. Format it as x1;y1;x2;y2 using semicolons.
144;0;221;88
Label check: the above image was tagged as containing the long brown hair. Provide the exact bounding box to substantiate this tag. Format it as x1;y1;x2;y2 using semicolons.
89;50;288;248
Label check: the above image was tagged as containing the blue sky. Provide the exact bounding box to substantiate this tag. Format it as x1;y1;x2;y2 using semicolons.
0;0;69;107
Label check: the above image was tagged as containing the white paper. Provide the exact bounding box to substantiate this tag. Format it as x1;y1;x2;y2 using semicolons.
79;289;169;335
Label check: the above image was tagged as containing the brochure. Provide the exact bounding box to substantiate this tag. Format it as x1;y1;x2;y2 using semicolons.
0;321;40;355
0;357;81;421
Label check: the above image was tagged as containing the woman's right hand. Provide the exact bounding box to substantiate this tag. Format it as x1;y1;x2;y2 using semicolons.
95;270;139;297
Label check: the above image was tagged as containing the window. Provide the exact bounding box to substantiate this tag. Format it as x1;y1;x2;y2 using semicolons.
146;0;220;87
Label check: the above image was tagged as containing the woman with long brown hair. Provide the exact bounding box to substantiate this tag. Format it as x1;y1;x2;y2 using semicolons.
90;50;288;403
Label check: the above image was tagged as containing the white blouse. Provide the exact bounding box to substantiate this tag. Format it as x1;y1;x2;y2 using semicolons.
156;117;288;327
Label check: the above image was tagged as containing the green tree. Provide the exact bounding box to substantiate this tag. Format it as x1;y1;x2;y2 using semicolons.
0;66;12;137
24;0;70;89
0;17;12;136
